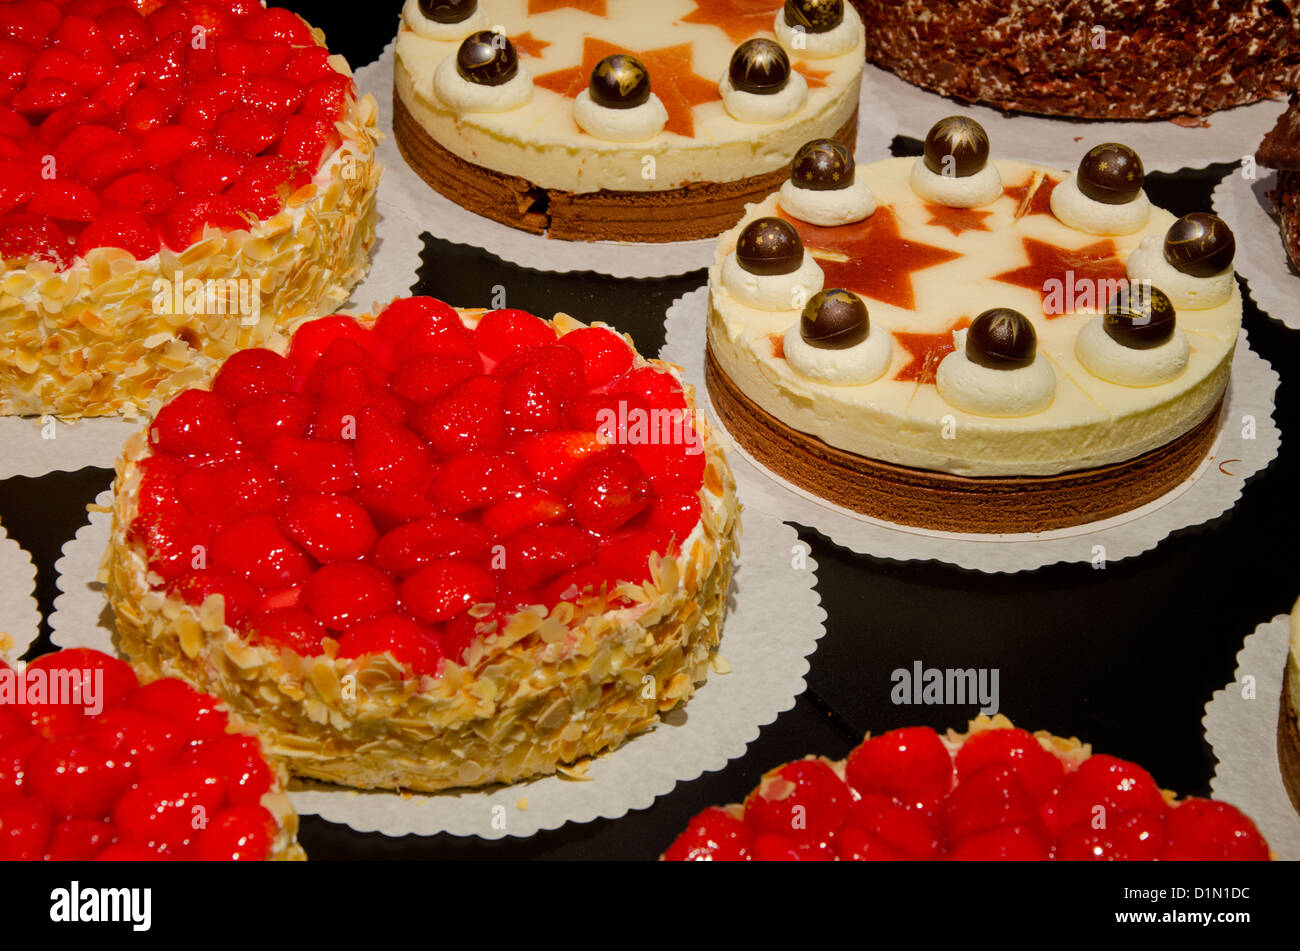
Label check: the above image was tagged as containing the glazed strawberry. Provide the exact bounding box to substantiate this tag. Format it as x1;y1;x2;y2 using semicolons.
275;114;338;171
162;193;248;250
303;562;396;631
1056;811;1166;861
192;734;273;808
281;494;378;563
150;389;241;456
501;525;596;591
234;391;312;451
97;8;156;59
639;492;703;546
838;795;941;861
355;408;434;492
129;507;211;585
191;805;273;861
954;726;1066;802
414;375;506;457
102;170;178;213
129;677;229;741
473;308;557;364
114;763;227;854
744;759;852;849
337;614;443;677
399;561;496;624
22;648;139;735
559;326;634;388
482;492;568;538
845;726;954;811
247;606;326;655
211;513;315;590
432;451;532;515
45;818;118;861
1160;799;1269;861
374;296;476;361
0;214;71;264
0;736;40;804
392;354;481;405
943;764;1046;844
0;799;52;861
88;708;186;775
178;448;279;512
284;45;334;84
76;209;158;259
28;179;100;221
138;124;209;167
946;822;1051;861
123;86;176;135
374;517;491;577
518;431;609;492
170;570;260;627
211;348;293;409
264;436;357;494
1056;754;1170;828
169;148;246;193
224;154;305;217
297;72;354;121
569;455;654;533
286;313;374;374
492;343;585;397
663;808;752;862
26;739;135;821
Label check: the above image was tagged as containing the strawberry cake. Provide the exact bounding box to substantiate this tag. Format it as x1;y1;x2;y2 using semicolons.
101;296;740;791
706;122;1243;532
0;647;303;860
392;0;864;241
0;0;381;419
665;717;1271;861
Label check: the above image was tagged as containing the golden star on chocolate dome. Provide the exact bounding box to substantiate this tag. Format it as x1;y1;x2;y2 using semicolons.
780;206;960;311
992;236;1128;318
535;37;720;137
680;0;780;43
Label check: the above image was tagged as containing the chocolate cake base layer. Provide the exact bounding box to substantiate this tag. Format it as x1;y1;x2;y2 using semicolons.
392;92;858;243
1278;674;1300;818
852;0;1300;120
705;345;1223;534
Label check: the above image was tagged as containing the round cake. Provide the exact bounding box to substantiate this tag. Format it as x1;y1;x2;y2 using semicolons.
0;647;303;861
102;296;739;792
852;0;1300;120
664;716;1272;861
707;123;1243;533
392;0;864;241
0;0;381;419
1277;596;1300;816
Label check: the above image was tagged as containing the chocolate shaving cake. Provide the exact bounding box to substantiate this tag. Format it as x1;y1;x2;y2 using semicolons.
1256;93;1300;271
852;0;1300;120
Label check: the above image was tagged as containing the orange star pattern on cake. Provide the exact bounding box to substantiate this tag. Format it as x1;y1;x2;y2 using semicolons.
1003;174;1059;220
992;236;1128;317
781;207;962;311
512;32;550;59
892;317;971;384
680;0;780;43
535;37;720;137
528;0;607;14
793;62;831;90
923;203;992;236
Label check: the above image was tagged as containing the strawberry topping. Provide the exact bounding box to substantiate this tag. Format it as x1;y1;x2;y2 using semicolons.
0;0;356;269
130;298;706;677
667;724;1271;862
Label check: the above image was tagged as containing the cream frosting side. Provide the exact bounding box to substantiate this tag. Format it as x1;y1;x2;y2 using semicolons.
935;330;1057;417
773;6;865;59
401;0;490;40
706;159;1242;477
778;178;876;226
392;0;864;193
1126;236;1234;310
433;54;534;113
720;252;825;311
908;160;1002;208
718;71;808;123
1050;173;1152;235
573;89;668;141
1075;318;1190;387
783;322;893;385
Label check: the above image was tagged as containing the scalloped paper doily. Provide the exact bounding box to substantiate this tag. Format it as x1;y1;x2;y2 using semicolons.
1212;169;1300;330
0;519;40;662
1204;613;1300;861
662;287;1279;572
51;492;825;839
351;41;894;279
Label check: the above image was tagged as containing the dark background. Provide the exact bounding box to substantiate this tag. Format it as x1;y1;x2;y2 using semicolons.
1;1;1296;861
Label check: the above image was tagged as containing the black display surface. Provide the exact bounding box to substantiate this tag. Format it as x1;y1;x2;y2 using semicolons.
1;1;1296;865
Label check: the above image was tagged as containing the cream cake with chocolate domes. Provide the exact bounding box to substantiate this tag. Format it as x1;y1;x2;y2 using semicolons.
392;0;864;241
706;120;1243;533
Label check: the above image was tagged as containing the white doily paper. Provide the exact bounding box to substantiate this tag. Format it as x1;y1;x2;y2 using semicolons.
663;287;1280;572
1212;169;1300;330
1204;613;1300;862
862;64;1288;174
0;520;40;662
0;126;425;479
352;41;893;278
51;493;826;839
